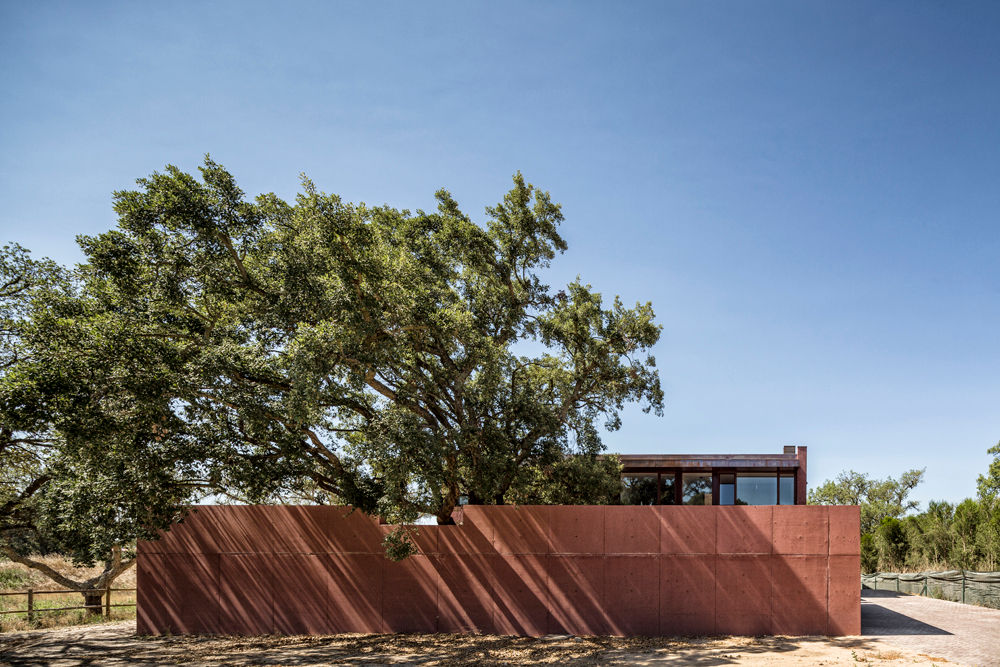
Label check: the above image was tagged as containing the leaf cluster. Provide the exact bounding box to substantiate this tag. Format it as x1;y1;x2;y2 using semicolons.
3;159;664;564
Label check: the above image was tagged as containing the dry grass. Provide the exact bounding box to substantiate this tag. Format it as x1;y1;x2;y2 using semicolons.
0;554;136;632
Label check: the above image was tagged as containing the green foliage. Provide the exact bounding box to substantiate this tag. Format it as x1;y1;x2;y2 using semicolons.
906;498;1000;571
2;159;661;567
977;441;1000;506
808;468;924;535
904;500;955;567
73;158;661;525
506;455;623;505
859;533;878;574
1;241;199;590
816;443;1000;572
0;565;31;590
874;518;908;571
381;525;419;562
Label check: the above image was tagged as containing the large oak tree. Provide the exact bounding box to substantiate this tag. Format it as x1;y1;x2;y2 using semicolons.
81;159;663;532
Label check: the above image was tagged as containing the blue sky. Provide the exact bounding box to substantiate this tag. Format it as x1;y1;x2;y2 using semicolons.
2;1;998;507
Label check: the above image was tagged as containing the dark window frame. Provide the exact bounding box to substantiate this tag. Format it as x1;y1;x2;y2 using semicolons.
619;467;800;505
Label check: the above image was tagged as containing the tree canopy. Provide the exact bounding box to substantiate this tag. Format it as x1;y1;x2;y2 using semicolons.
2;158;662;561
977;440;1000;505
808;468;924;535
811;452;1000;573
0;242;206;600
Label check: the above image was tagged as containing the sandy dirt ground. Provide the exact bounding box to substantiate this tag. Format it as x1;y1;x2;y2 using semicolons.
0;621;957;666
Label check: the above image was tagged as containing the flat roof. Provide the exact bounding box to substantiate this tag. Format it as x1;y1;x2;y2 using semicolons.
614;452;801;471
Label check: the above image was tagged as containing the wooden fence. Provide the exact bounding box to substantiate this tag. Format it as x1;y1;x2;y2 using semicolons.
0;587;136;622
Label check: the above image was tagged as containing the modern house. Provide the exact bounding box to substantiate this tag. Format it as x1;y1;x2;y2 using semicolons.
615;445;807;506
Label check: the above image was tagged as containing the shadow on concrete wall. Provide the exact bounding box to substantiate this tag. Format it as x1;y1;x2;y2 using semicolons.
137;504;860;637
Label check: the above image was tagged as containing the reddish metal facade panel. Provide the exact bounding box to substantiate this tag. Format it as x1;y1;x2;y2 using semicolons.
137;504;861;637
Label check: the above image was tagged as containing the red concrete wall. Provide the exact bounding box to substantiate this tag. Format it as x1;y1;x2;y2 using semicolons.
137;504;860;637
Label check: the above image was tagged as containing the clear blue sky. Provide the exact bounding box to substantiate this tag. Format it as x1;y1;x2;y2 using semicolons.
2;1;998;508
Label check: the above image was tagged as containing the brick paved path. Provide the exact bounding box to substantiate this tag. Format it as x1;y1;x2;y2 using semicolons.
863;589;1000;666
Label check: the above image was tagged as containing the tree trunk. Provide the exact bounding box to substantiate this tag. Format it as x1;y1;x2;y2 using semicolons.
435;499;458;525
83;591;103;616
2;546;134;618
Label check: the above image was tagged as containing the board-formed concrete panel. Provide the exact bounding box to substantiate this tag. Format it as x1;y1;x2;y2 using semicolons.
434;554;495;633
773;506;829;556
717;506;773;555
771;555;828;635
660;554;717;635
605;506;659;554
547;555;609;636
219;554;273;635
272;554;332;634
659;506;717;555
716;554;772;635
604;555;660;636
490;554;549;636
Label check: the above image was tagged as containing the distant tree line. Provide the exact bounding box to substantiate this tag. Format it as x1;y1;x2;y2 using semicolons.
810;442;1000;573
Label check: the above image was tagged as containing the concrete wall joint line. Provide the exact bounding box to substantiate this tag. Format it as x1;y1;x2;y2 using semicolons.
136;504;860;637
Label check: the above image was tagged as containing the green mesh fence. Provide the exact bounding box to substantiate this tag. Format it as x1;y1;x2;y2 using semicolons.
862;571;1000;609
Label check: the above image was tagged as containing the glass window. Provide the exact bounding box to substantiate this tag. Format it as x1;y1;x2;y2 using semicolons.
736;473;777;505
682;473;712;505
621;474;658;505
660;474;676;505
719;473;735;505
779;473;795;505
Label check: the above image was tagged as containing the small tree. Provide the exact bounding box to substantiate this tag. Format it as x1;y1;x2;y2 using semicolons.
904;500;955;569
874;517;909;570
860;533;878;573
977;441;1000;507
950;498;984;570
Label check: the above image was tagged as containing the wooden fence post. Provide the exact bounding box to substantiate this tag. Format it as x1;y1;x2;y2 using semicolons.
26;588;34;625
105;585;112;618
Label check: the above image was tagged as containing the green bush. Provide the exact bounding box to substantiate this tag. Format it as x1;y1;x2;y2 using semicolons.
860;533;878;573
0;566;31;590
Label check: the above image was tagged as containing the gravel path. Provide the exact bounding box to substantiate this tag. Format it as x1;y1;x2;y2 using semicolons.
863;589;1000;666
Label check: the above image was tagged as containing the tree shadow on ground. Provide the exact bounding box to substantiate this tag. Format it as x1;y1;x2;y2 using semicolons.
0;622;924;666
